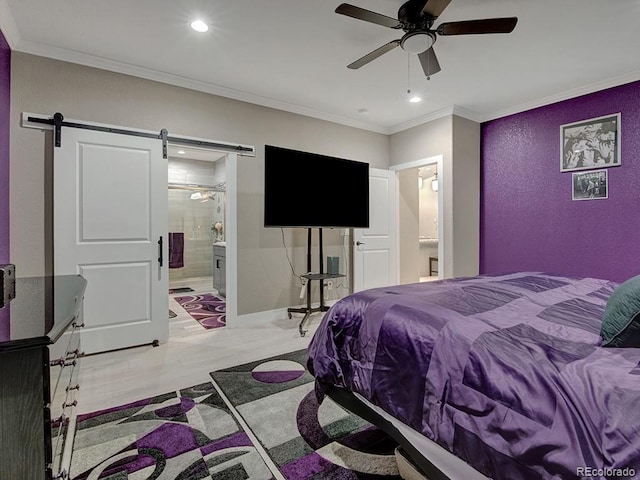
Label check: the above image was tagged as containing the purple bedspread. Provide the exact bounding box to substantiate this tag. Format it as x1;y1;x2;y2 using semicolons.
307;272;640;480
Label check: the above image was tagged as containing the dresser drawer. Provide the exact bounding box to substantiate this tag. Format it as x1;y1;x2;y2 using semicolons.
50;328;81;406
49;318;84;480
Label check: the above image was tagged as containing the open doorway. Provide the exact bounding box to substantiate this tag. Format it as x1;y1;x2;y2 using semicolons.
166;145;229;332
417;164;439;282
391;155;444;285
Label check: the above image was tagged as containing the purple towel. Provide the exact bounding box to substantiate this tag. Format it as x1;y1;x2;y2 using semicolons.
168;232;184;268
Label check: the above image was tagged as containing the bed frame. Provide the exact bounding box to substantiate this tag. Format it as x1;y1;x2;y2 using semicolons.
326;384;454;480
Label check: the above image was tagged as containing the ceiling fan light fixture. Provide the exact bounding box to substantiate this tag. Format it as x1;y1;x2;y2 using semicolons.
401;31;434;54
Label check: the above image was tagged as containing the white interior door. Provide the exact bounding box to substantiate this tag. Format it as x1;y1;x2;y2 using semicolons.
54;127;168;354
353;168;398;292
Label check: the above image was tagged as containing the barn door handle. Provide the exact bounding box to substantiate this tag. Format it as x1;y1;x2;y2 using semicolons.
158;236;164;267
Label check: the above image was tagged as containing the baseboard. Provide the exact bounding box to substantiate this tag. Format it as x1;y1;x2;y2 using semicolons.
232;307;289;327
232;299;340;328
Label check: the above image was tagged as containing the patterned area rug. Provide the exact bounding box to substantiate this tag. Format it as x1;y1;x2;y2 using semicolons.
70;382;274;480
174;293;226;329
210;349;402;480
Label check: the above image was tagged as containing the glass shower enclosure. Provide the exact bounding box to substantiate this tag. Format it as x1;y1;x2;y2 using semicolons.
168;182;226;292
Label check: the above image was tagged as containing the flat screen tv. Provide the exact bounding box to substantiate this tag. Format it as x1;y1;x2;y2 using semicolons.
264;145;369;228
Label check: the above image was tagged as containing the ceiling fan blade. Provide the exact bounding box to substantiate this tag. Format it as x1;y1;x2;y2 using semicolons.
437;17;518;35
347;40;401;69
418;47;441;76
335;3;402;29
421;0;452;18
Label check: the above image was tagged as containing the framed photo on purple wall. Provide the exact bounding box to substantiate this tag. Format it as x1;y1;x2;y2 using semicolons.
561;113;620;172
572;169;608;201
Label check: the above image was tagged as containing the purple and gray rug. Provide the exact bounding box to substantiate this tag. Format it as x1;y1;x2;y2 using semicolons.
174;293;226;329
70;383;273;479
210;349;402;480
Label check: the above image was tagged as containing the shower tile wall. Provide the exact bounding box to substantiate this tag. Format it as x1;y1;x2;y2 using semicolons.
168;157;225;283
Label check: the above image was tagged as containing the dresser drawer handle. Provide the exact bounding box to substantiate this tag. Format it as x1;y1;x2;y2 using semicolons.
72;321;85;328
66;348;85;358
66;348;80;358
64;399;78;408
49;358;65;367
52;414;67;427
66;384;80;392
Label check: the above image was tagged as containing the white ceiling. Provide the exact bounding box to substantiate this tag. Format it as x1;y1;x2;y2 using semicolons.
2;0;640;134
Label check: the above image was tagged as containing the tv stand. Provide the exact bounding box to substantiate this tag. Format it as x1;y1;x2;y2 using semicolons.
287;228;344;337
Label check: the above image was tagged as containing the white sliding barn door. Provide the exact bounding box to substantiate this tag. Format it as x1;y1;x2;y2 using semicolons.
54;127;168;354
353;168;398;292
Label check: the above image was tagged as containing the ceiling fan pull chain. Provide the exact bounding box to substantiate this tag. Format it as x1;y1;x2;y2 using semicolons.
407;52;411;95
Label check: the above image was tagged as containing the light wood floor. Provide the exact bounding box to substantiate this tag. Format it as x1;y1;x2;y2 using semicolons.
78;279;319;414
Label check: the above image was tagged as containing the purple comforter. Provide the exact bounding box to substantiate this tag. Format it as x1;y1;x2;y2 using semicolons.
307;273;640;480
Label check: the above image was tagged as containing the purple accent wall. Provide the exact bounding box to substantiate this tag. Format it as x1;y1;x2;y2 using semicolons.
480;80;640;283
0;29;9;263
0;29;9;340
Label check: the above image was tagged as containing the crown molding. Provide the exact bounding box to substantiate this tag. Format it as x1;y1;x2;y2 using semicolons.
388;105;484;134
8;25;640;136
480;70;640;123
388;106;454;134
450;105;483;123
13;40;391;135
0;0;21;48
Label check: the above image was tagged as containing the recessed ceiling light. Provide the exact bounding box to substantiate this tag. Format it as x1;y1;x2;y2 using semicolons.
190;20;209;33
177;150;186;154
409;95;422;103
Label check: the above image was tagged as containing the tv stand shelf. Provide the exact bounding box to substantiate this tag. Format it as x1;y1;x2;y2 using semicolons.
287;228;343;337
301;273;344;281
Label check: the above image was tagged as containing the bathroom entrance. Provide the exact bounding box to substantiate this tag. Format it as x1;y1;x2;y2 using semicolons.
167;145;228;331
392;155;444;285
417;164;439;282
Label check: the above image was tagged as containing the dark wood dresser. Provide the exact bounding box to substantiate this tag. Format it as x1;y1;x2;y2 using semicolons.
0;274;87;480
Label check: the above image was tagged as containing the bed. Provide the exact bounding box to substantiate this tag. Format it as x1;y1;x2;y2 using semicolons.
306;272;640;480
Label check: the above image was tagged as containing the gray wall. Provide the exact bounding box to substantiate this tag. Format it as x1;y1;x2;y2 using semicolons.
451;115;480;277
389;114;480;278
10;53;389;315
390;116;454;277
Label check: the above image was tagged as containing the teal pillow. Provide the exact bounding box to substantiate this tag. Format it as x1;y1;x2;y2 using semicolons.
601;275;640;347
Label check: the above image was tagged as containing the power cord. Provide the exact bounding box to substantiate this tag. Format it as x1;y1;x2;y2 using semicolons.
281;228;304;286
334;231;352;295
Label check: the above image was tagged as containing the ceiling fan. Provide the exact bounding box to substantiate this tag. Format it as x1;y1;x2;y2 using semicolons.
336;0;518;77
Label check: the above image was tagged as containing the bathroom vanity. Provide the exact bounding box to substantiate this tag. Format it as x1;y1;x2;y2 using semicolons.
212;242;226;297
419;237;439;277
